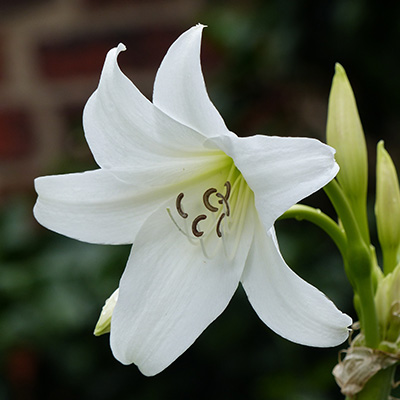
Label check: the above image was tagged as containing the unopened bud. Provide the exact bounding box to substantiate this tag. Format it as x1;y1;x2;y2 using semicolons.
327;63;368;203
94;288;119;336
375;141;400;273
375;264;400;344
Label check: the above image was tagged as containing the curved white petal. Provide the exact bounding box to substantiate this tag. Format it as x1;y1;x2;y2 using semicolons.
241;223;352;347
153;24;231;138
83;43;212;171
211;134;339;231
34;169;176;245
110;186;255;376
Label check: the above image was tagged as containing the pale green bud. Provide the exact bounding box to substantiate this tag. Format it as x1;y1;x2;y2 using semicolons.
375;141;400;274
94;288;119;336
374;271;392;339
375;264;400;345
327;63;368;200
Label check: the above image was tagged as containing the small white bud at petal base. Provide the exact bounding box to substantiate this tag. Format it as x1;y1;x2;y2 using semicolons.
94;288;119;336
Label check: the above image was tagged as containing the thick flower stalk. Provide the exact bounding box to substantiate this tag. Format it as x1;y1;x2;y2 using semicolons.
33;24;351;376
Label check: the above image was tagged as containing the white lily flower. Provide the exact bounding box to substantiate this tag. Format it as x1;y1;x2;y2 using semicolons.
34;24;352;376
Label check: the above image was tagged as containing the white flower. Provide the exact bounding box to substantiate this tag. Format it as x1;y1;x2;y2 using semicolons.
34;24;352;376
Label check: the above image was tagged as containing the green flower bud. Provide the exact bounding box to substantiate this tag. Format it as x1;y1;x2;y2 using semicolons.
327;63;368;198
94;288;119;336
375;264;400;346
375;141;400;274
326;64;369;242
374;271;391;339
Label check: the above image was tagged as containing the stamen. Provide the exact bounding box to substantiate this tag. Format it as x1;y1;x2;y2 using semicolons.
217;181;231;216
167;208;189;236
226;180;251;257
166;208;197;244
203;188;218;212
218;181;231;203
226;176;244;223
172;179;234;245
216;193;230;217
216;212;226;237
192;214;207;237
224;181;231;200
176;192;188;219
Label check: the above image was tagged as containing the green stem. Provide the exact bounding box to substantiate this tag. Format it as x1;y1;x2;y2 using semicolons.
279;204;347;258
324;180;362;247
348;365;397;400
350;195;371;246
324;179;380;349
355;272;380;348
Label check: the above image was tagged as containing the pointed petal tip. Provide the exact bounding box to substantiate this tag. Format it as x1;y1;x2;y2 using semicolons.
306;299;353;348
292;306;352;348
335;62;345;73
195;23;207;29
116;43;126;53
152;22;229;137
183;23;206;39
137;363;164;377
334;63;348;80
185;23;206;38
111;347;174;377
333;329;353;347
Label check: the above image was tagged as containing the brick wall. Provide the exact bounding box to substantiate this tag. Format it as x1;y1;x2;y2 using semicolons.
0;0;208;200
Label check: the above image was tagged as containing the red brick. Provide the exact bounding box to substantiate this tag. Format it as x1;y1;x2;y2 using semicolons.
38;38;117;80
38;28;184;80
0;109;34;159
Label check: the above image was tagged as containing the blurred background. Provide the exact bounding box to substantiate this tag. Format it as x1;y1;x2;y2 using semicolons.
0;0;399;399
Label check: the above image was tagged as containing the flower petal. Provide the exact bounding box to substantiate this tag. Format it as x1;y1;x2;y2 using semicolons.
110;151;229;189
83;43;211;171
211;134;339;231
34;169;175;244
153;24;230;138
241;224;352;347
110;190;255;376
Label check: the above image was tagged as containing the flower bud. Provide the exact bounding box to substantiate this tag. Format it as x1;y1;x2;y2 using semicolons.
375;264;400;345
326;63;368;201
374;272;391;339
94;288;119;336
375;141;400;274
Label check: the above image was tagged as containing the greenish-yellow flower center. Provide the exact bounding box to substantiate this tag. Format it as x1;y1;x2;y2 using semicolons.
166;157;253;261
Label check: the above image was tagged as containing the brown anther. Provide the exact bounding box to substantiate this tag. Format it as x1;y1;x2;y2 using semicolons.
218;181;231;202
192;214;207;237
216;193;230;217
218;181;231;207
216;213;226;237
203;188;218;212
176;193;188;219
224;181;231;200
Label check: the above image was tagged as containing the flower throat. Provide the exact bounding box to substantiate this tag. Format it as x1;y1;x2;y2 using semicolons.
174;181;231;239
